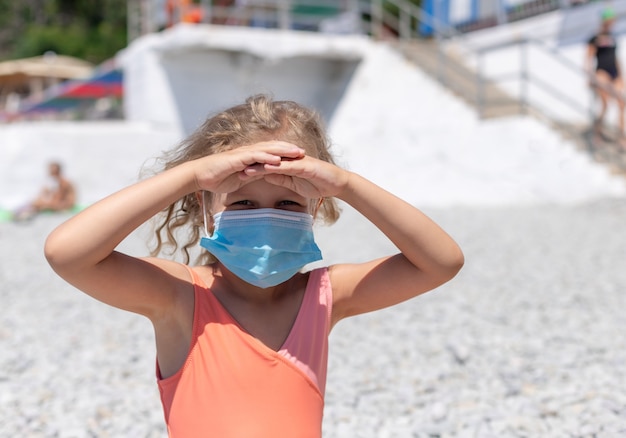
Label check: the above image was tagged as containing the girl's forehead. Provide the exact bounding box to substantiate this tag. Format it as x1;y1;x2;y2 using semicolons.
215;179;307;202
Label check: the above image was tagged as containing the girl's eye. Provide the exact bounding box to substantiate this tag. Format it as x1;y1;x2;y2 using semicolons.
277;200;308;212
232;200;253;206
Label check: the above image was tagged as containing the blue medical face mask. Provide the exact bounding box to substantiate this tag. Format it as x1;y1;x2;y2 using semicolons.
199;206;323;289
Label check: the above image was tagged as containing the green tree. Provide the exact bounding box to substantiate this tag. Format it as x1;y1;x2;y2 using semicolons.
0;0;128;64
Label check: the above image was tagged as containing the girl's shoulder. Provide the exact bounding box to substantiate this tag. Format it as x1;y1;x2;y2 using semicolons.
143;256;194;276
140;257;202;295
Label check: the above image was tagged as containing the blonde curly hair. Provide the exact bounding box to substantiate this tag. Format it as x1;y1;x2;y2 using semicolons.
148;94;341;264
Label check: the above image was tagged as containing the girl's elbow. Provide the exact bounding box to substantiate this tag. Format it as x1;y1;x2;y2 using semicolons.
44;234;63;270
452;248;465;272
44;231;73;273
440;248;465;280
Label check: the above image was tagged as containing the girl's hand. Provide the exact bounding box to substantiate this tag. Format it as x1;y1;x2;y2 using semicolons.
193;142;305;194
242;153;350;199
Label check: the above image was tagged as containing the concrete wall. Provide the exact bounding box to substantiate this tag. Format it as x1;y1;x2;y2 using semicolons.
159;49;360;135
119;24;366;135
2;24;623;213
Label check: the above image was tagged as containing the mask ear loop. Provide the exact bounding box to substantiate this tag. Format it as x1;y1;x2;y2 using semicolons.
200;191;211;237
312;198;324;219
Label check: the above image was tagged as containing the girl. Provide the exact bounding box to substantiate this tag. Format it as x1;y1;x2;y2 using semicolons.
45;94;464;437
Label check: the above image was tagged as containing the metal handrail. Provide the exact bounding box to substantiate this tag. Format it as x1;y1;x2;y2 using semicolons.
474;37;590;117
474;36;626;122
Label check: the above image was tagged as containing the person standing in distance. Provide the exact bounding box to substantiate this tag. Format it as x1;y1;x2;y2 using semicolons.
587;7;626;147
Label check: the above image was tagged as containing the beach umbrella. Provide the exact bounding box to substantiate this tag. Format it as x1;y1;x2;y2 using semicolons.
18;68;123;114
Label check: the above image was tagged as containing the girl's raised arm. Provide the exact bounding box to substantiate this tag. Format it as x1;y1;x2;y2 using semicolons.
44;143;305;319
254;155;464;325
330;172;464;324
45;160;198;318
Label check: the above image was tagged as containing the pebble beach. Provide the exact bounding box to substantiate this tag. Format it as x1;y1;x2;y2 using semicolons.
2;198;626;437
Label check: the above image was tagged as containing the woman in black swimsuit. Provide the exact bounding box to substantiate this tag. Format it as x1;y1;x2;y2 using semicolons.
586;8;625;145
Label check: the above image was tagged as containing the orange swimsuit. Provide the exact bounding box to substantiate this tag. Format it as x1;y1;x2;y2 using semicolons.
157;267;332;437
